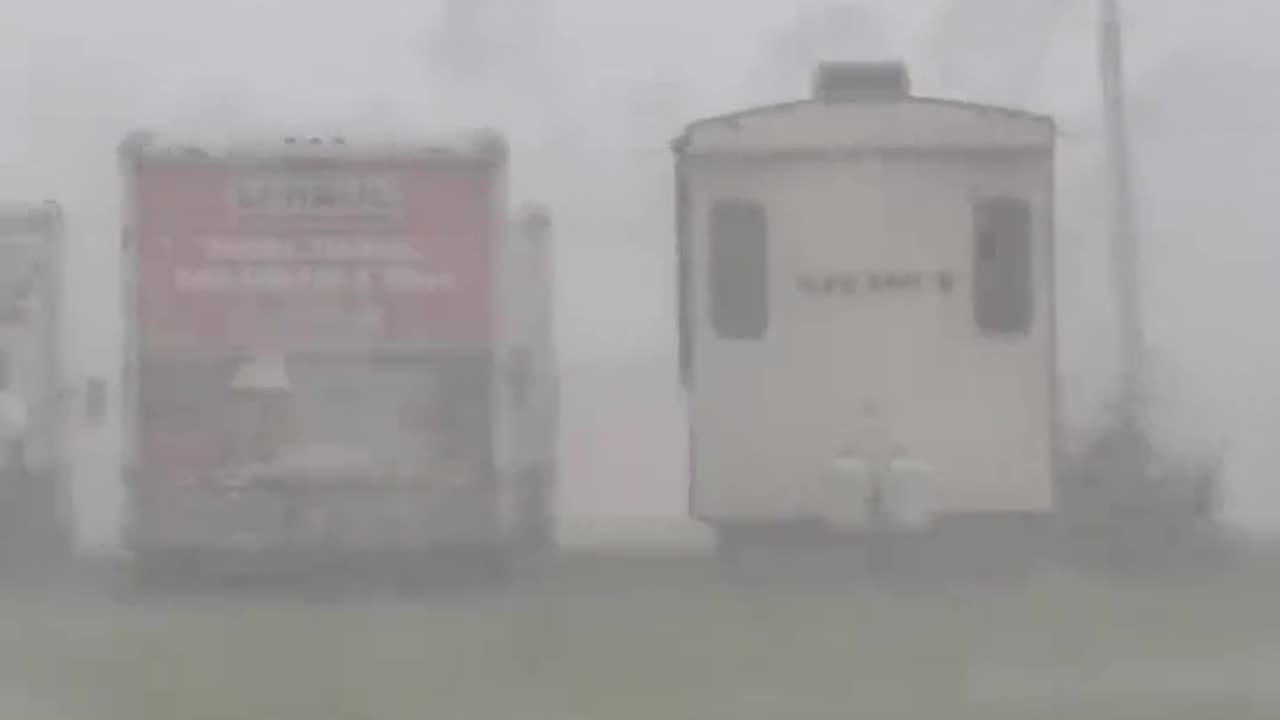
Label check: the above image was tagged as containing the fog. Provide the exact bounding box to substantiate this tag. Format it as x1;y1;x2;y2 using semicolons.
3;0;1280;546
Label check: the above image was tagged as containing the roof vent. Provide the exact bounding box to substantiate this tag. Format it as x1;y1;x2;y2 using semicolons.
812;61;910;102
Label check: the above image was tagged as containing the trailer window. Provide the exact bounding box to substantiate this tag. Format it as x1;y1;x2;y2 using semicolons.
708;199;770;340
972;197;1033;336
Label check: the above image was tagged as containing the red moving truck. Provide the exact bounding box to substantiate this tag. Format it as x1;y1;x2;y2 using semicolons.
118;131;557;581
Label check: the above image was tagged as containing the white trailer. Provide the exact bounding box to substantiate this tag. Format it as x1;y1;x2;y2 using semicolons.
674;62;1058;557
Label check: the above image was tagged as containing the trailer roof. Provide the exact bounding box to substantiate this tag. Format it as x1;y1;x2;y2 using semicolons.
119;128;508;164
681;96;1054;134
674;96;1055;157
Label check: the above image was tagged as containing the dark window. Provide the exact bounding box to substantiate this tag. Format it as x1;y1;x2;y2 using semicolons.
708;199;770;340
972;196;1033;335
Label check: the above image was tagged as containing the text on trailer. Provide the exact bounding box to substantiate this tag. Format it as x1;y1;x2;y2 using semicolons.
796;271;955;297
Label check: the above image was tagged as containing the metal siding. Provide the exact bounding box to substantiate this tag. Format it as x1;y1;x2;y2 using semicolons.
683;102;1054;524
127;351;498;550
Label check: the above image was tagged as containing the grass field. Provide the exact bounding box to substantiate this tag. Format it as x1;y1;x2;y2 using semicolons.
2;566;1280;720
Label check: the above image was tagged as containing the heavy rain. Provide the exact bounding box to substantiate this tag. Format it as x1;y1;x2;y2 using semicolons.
1;0;1280;718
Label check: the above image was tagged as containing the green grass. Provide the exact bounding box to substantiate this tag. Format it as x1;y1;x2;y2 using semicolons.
4;571;1280;719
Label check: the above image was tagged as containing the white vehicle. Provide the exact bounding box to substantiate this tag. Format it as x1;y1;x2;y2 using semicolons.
673;62;1058;556
0;202;71;560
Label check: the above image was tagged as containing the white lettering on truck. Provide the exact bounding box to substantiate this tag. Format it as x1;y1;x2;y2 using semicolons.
233;175;401;216
172;265;455;294
203;237;427;263
175;235;452;294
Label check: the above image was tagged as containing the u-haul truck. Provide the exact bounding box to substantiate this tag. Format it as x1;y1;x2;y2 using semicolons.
118;131;557;582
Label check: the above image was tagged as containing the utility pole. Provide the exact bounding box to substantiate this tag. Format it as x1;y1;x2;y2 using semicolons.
1098;0;1145;437
1093;0;1225;563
